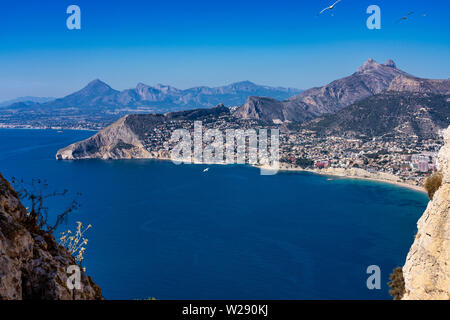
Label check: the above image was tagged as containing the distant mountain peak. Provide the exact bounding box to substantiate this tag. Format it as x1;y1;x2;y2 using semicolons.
135;82;150;90
79;79;117;95
235;80;256;85
154;84;181;94
155;83;173;89
237;58;410;122
63;79;119;104
358;58;380;72
3;79;302;125
358;58;398;73
384;59;397;68
86;79;109;88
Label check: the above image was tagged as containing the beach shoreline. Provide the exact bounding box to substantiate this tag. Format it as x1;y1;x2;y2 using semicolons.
256;164;426;193
150;157;426;193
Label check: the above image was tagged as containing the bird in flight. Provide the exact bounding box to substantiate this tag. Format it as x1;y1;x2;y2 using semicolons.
396;11;414;23
318;0;342;16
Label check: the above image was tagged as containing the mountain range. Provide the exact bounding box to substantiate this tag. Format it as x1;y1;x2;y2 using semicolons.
0;96;55;107
55;58;450;160
38;79;302;111
234;59;416;122
2;58;449;138
295;67;450;140
0;80;301;129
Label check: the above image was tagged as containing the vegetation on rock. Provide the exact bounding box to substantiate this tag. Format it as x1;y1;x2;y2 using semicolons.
424;171;443;200
388;267;405;300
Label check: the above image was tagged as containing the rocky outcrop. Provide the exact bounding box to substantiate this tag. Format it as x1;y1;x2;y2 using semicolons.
56;115;152;160
0;173;103;300
56;104;231;160
402;126;450;300
388;75;450;95
234;96;285;121
233;96;313;123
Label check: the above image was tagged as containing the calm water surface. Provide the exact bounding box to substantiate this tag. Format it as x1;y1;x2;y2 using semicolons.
0;129;428;299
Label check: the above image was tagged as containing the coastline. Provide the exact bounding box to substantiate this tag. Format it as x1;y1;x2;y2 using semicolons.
132;155;426;193
55;143;427;194
43;121;426;194
256;164;426;193
0;126;98;132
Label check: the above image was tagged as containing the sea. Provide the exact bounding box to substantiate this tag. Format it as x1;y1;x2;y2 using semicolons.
0;129;429;299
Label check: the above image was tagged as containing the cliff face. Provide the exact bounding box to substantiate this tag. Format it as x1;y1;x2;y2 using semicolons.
0;173;103;300
402;126;450;300
388;76;450;95
56;115;151;160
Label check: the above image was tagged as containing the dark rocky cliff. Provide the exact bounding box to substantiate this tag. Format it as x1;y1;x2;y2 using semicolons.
0;173;103;300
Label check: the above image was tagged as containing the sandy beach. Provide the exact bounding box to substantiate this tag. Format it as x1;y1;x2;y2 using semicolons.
256;164;426;193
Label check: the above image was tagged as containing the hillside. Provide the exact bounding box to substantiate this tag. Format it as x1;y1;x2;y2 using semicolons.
301;92;450;139
56;104;233;160
388;75;450;95
0;173;103;300
234;59;410;122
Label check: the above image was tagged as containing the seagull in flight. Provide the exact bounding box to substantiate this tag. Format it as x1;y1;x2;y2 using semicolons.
396;11;414;23
318;0;342;15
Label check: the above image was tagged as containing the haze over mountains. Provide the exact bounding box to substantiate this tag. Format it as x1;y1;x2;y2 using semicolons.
0;96;55;107
2;58;449;139
0;80;301;129
39;79;302;111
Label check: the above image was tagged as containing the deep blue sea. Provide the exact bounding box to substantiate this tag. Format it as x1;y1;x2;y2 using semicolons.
0;129;429;300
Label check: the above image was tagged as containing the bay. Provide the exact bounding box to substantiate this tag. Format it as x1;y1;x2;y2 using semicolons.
0;129;428;299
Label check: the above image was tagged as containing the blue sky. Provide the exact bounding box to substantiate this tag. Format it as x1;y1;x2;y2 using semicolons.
0;0;449;100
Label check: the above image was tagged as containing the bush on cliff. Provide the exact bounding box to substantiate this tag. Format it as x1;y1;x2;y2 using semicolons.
388;267;405;300
424;171;443;200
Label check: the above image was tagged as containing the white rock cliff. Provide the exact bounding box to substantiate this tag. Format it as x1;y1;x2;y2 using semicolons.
402;126;450;300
